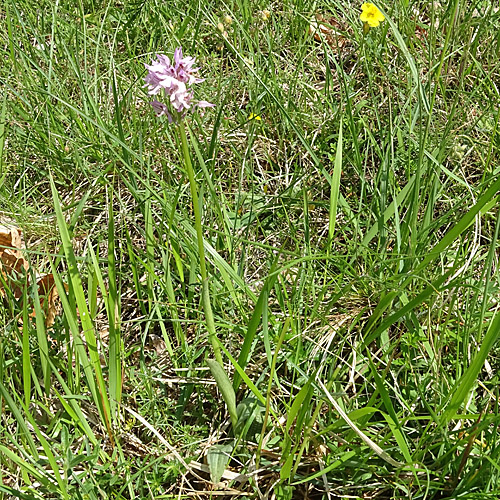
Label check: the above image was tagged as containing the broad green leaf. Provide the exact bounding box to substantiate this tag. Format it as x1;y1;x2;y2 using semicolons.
207;359;238;430
206;443;233;484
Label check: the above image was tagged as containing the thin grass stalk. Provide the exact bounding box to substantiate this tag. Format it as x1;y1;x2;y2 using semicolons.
107;183;122;426
49;175;113;444
440;206;500;424
178;121;222;366
256;317;291;468
0;93;7;175
21;286;31;410
327;122;342;255
409;0;461;262
30;270;51;397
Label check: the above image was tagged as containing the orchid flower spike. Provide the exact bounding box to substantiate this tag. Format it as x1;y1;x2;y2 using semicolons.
144;47;214;122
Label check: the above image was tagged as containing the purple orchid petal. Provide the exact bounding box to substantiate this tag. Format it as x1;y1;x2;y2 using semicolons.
150;100;168;115
173;47;183;68
196;100;215;108
144;47;214;122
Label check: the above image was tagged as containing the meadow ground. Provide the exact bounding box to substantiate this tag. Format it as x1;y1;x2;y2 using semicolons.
1;0;500;498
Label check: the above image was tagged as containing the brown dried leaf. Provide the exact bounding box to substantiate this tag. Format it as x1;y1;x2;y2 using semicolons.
35;274;62;328
0;223;65;328
309;14;351;54
0;224;29;299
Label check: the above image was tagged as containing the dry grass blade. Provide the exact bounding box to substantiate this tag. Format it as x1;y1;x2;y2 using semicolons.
316;379;404;468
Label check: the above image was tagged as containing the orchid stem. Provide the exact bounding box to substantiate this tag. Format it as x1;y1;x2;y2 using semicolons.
178;121;223;366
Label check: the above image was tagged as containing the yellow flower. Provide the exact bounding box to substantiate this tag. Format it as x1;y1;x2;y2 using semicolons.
261;9;271;21
360;3;385;28
249;113;261;121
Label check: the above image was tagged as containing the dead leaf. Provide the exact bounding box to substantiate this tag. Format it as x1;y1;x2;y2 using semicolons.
0;224;29;299
0;222;64;328
35;273;62;328
309;14;352;54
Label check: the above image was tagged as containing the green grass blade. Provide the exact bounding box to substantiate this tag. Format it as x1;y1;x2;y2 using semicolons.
327;122;342;253
0;445;47;489
49;174;112;440
107;188;122;424
291;450;356;485
380;7;429;114
361;175;415;248
415;174;500;276
49;258;96;397
30;270;51;396
0;381;38;457
362;268;455;349
0;91;7;174
233;269;279;391
21;286;31;410
441;304;500;424
218;340;270;411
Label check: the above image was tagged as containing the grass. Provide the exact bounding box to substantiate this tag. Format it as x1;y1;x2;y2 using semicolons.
1;0;500;498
